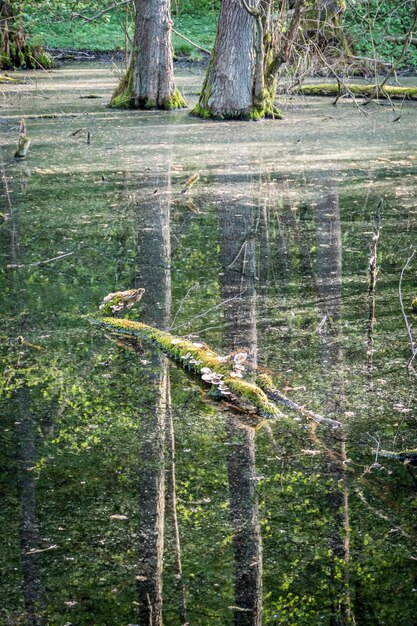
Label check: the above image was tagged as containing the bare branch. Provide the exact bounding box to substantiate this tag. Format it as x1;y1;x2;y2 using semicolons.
267;0;306;78
71;0;132;23
240;0;260;17
172;28;211;55
380;1;417;90
399;249;417;369
7;251;74;269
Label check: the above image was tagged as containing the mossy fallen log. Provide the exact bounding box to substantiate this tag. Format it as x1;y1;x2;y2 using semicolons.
89;316;282;424
0;74;16;83
87;291;341;429
292;83;417;101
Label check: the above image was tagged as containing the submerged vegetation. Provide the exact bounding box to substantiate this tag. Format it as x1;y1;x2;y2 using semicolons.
2;1;417;623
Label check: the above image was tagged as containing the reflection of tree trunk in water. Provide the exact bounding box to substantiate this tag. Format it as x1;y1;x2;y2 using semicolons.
315;178;353;626
219;198;262;626
15;386;46;626
135;165;187;625
1;152;45;625
135;170;171;626
165;379;188;625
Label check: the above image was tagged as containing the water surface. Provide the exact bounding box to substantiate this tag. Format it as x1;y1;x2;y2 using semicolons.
1;65;417;625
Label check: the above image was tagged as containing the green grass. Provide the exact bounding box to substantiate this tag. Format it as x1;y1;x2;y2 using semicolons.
25;9;216;55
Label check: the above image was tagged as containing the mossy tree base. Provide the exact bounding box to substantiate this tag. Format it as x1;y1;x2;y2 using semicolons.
109;66;186;110
192;105;283;121
191;97;283;121
1;39;52;70
293;83;417;101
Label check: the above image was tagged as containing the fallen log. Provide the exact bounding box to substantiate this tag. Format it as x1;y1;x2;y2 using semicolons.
292;83;417;100
87;290;341;429
88;315;282;424
0;74;16;83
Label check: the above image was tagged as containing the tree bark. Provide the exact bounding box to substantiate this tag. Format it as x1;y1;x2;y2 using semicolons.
194;0;282;119
110;0;186;109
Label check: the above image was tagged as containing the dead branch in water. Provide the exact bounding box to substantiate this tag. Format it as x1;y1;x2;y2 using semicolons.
399;249;417;371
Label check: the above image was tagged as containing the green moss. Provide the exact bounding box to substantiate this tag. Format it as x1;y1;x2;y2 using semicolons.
190;102;213;118
88;315;282;422
33;48;53;69
163;88;187;110
295;83;417;100
0;39;52;70
192;102;282;121
109;64;135;108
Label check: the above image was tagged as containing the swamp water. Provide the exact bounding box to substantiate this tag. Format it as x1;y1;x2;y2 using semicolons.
1;65;417;625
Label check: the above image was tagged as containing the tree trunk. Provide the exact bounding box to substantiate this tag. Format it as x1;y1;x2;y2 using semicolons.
0;1;51;69
194;0;282;120
2;155;45;625
15;386;46;626
110;0;186;109
194;0;256;119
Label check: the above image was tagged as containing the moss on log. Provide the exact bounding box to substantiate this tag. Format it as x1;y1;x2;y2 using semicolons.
293;83;417;100
88;315;281;424
0;73;15;82
87;289;340;428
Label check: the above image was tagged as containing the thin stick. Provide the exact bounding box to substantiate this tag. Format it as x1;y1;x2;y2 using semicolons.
259;381;342;428
367;201;382;381
172;28;211;55
164;374;188;626
7;251;74;269
399;249;417;368
72;0;132;23
355;489;413;541
169;293;247;331
170;283;196;329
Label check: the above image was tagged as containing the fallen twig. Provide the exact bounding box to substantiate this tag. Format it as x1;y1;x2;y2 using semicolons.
257;374;342;428
399;249;417;369
7;251;74;269
172;29;211;55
